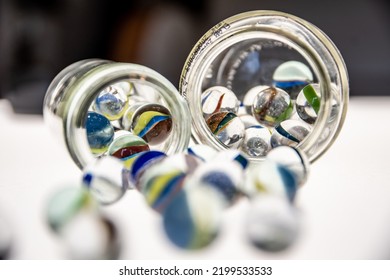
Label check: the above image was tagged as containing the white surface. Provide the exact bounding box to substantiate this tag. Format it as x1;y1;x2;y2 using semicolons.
0;97;390;259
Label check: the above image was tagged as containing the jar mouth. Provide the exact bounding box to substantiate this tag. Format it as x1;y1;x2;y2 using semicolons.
180;10;349;163
63;63;191;169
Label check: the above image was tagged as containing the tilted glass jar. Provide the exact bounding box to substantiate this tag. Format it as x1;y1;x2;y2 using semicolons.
180;10;349;163
44;59;191;169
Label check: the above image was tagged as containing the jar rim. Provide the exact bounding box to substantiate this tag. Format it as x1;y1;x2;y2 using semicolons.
179;10;349;163
62;62;191;169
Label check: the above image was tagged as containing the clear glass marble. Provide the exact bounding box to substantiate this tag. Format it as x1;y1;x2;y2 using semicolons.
205;112;245;149
200;86;240;116
252;87;293;127
271;119;312;148
296;83;321;124
93;85;129;121
82;156;129;205
242;85;270;115
241;125;272;157
180;11;349;163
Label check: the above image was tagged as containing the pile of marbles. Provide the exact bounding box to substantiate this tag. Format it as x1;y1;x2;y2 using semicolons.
85;81;173;168
76;143;309;252
200;60;331;157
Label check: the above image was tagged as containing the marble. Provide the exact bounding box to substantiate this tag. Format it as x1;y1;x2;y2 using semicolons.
241;124;272;157
62;214;120;259
85;112;114;156
162;186;224;249
201;86;240;116
131;103;173;145
296;83;321;124
206;112;245;149
93;85;129;121
139;163;187;213
130;150;167;185
133;83;161;103
271;119;311;148
108;134;150;169
252;87;293;127
46;187;98;233
120;100;146;131
246;195;300;252
272;60;313;99
242;85;270;115
113;81;134;97
190;160;244;205
296;83;340;125
245;160;298;202
266;146;310;186
82;156;129;205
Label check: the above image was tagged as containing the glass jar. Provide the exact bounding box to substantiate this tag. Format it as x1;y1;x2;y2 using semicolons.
44;59;191;169
180;10;349;163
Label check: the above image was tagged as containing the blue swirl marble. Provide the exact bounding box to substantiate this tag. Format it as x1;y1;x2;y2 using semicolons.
85;112;114;155
130;150;167;185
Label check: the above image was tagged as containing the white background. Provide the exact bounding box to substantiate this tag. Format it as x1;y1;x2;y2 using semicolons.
1;97;390;260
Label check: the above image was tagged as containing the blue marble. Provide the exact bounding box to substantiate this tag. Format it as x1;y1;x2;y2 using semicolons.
130;150;167;186
191;160;244;205
85;112;114;156
139;163;187;213
94;85;128;121
162;186;223;249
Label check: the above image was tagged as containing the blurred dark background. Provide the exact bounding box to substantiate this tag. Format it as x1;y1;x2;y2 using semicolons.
0;0;389;114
